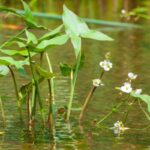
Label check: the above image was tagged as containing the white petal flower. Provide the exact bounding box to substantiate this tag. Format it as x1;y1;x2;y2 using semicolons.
120;82;132;93
128;72;137;80
135;89;142;95
99;60;112;71
110;121;129;134
92;79;104;87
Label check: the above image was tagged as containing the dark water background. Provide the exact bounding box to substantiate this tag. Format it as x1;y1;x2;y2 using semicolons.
0;0;150;149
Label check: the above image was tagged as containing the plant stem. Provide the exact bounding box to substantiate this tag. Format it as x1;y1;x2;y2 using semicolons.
79;87;96;122
27;47;45;127
45;53;55;118
47;79;53;130
96;102;123;126
0;97;5;124
123;99;136;124
8;66;23;122
79;70;105;122
66;52;81;121
138;100;150;121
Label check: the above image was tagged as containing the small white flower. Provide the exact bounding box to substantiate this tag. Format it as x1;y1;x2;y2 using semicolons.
92;79;104;87
110;121;129;135
128;72;137;80
135;89;142;95
99;60;112;71
121;9;126;14
120;82;132;93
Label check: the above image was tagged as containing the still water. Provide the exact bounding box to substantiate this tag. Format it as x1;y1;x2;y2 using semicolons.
0;0;150;150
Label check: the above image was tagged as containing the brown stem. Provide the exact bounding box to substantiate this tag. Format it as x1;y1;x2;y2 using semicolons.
79;86;96;122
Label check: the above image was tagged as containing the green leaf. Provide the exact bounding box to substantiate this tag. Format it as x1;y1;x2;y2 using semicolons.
0;57;29;69
81;30;113;41
0;49;29;56
39;25;63;41
22;0;34;22
70;36;81;57
131;92;150;112
60;63;72;76
36;65;54;79
36;34;69;50
25;30;38;44
63;5;89;37
0;65;9;76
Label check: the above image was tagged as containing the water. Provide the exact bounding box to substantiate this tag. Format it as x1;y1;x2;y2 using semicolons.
0;0;150;149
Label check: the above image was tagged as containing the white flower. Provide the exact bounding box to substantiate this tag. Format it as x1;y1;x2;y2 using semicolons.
120;82;132;93
99;60;112;71
128;72;137;80
110;121;129;135
135;89;142;95
92;79;104;87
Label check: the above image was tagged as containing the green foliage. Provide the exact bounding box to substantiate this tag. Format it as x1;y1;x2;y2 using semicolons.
0;65;9;76
60;63;72;76
25;30;38;44
0;49;29;56
131;92;150;112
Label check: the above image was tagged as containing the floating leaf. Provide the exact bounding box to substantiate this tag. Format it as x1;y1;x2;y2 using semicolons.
36;34;69;51
0;65;9;76
60;63;72;76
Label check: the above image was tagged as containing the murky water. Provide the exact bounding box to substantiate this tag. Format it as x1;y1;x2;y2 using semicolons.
0;0;150;150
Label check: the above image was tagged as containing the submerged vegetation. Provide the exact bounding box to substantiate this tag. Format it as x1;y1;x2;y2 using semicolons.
0;1;150;146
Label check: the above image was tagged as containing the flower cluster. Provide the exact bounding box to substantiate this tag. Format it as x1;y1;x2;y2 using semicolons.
119;72;142;95
110;121;129;134
92;79;104;87
99;60;112;71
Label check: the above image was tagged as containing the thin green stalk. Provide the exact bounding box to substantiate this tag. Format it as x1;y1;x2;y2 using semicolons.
45;53;55;117
79;87;96;122
138;100;150;121
96;102;123;126
123;99;136;124
47;79;53;130
0;28;26;48
67;69;75;121
0;97;5;123
8;66;23;122
66;52;81;121
27;47;45;126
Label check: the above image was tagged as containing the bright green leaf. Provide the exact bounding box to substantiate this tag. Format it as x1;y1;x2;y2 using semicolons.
25;30;38;44
0;49;29;56
81;30;113;41
36;34;69;50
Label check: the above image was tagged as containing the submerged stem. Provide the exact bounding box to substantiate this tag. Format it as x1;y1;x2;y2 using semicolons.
8;66;22;122
67;52;82;121
0;97;5;124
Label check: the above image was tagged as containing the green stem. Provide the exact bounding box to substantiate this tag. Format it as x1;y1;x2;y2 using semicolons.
27;47;45;127
96;102;123;126
0;97;5;124
123;99;136;124
138;100;150;121
66;52;81;121
45;53;55;118
8;66;22;121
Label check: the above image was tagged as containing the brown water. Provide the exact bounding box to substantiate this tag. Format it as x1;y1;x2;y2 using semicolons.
0;0;150;150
